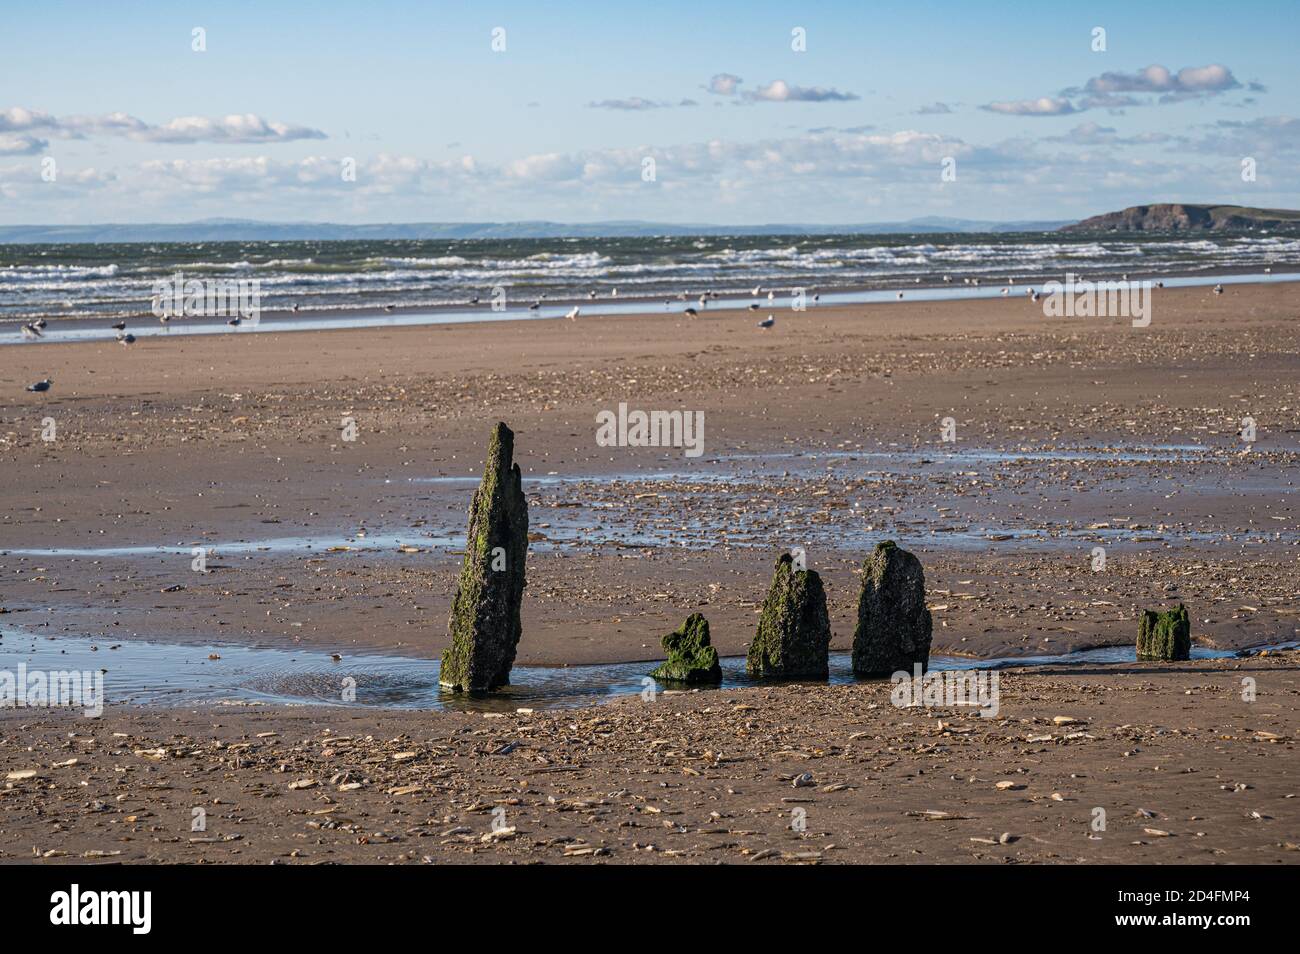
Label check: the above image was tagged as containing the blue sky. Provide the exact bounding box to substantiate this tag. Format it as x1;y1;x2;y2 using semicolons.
1;0;1295;224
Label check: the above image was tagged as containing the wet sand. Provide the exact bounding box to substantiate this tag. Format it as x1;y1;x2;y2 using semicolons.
1;651;1295;864
2;283;1296;664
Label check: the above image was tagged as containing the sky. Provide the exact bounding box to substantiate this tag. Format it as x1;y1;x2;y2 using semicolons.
1;0;1296;225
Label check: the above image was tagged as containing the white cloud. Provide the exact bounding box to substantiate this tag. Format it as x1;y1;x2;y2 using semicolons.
1043;122;1177;146
587;97;697;111
987;62;1249;118
0;106;325;143
745;80;859;103
588;97;668;111
1084;63;1240;96
1190;115;1300;155
136;114;325;144
982;97;1078;116
4;117;1294;222
706;73;743;96
0;133;48;155
703;75;858;103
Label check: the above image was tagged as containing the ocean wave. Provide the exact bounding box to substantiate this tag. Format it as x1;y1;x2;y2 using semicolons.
0;262;120;282
5;234;1299;319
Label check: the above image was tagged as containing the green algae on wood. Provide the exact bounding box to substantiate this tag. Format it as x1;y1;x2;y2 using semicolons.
439;422;529;691
852;540;933;677
1137;603;1191;661
746;553;831;679
650;613;722;683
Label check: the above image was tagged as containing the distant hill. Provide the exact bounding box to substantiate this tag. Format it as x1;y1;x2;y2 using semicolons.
1062;204;1300;233
0;217;1069;244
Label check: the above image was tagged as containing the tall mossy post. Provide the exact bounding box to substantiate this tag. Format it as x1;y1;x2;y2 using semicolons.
650;613;722;683
852;541;933;677
440;422;529;691
746;553;831;679
1137;603;1191;661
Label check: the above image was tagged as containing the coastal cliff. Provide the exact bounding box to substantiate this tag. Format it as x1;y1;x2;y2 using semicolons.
1062;204;1300;232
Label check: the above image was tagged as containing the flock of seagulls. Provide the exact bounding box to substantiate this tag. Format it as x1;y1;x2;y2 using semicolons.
10;270;1241;395
676;286;821;327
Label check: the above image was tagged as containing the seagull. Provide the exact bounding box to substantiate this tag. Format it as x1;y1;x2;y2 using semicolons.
26;378;52;392
158;313;170;324
227;316;241;327
812;293;820;304
528;301;541;311
758;314;775;329
383;304;394;312
565;306;580;321
1155;281;1164;289
1031;291;1041;302
683;307;698;318
943;275;953;284
748;303;760;311
611;288;618;297
21;323;43;340
767;290;775;301
291;303;300;313
111;321;127;332
751;286;762;297
589;290;598;300
972;278;981;287
119;333;136;346
1213;283;1224;295
698;295;708;308
469;296;480;305
33;318;47;330
896;291;904;300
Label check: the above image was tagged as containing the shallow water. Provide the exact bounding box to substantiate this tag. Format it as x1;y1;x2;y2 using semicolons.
0;626;1284;714
0;532;458;559
6;436;1291;562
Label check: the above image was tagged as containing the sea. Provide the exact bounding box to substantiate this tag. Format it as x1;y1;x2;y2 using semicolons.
3;231;1299;325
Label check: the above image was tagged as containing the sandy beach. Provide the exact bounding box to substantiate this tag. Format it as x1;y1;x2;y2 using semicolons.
2;282;1298;864
1;651;1295;864
2;283;1297;663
